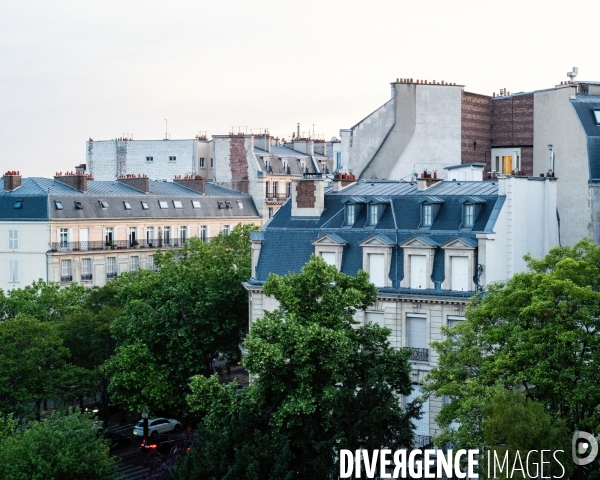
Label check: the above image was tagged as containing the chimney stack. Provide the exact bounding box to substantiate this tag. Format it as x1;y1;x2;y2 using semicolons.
291;175;325;217
173;175;206;194
416;170;443;191
3;171;21;192
117;174;150;193
54;171;89;192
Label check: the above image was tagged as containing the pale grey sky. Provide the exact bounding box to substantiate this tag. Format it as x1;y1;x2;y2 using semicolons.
1;0;598;177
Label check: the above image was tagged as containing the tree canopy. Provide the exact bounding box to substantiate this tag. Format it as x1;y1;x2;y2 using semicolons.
424;239;600;479
177;255;417;479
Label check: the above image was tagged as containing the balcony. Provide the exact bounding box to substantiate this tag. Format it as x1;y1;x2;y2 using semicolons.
51;238;197;253
413;435;433;449
106;272;118;279
265;193;290;204
60;275;73;282
81;273;93;281
409;348;429;362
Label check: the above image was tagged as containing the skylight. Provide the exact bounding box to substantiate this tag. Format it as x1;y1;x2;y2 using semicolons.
237;201;243;209
594;109;600;125
14;200;22;209
159;201;168;209
55;201;63;210
75;201;83;210
141;201;149;210
192;200;201;208
99;201;109;209
173;200;183;209
123;201;131;210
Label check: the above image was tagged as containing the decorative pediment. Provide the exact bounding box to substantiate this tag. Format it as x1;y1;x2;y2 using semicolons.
400;236;439;249
312;234;347;246
441;237;478;249
359;234;395;247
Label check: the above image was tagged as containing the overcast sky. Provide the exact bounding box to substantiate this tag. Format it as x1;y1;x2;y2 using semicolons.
1;0;598;177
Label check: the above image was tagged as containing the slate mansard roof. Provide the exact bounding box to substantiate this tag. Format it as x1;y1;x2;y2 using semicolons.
0;178;259;221
251;179;505;296
571;96;600;181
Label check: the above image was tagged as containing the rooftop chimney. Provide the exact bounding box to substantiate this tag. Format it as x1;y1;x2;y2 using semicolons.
117;174;150;193
291;175;325;217
332;172;357;192
54;171;89;192
416;170;443;191
3;171;21;192
173;175;206;194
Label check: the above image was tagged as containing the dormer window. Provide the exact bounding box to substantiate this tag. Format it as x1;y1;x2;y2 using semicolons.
14;200;22;209
99;201;108;209
463;204;475;227
123;201;131;210
594;109;600;125
345;204;355;225
422;204;432;226
55;201;63;210
368;204;378;226
74;201;83;210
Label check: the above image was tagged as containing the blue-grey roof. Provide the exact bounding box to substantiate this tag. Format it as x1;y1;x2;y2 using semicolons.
444;162;486;170
571;96;600;180
0;178;259;221
254;179;504;294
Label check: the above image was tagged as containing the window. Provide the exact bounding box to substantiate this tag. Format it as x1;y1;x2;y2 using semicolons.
13;200;22;209
146;156;154;162
225;201;232;209
594;109;600;125
301;161;307;173
192;200;201;209
80;228;89;251
463;204;475;227
422;204;432;226
8;229;18;250
104;228;114;246
61;260;72;282
410;255;427;289
130;256;140;273
128;227;138;246
494;156;500;172
75;201;83;210
273;182;278;198
366;311;385;329
169;156;176;162
106;257;117;278
283;160;289;173
141;201;149;210
320;252;336;266
265;181;270;199
286;182;291;198
147;255;155;271
268;208;273;218
81;258;92;281
199;225;208;242
336;152;342;169
159;201;168;209
123;201;131;210
451;256;469;291
217;201;225;209
179;226;188;243
407;315;428;362
222;225;230;235
60;228;69;247
345;204;355;225
163;226;172;245
199;157;205;168
405;384;430;435
237;201;243;209
447;316;465;329
9;259;18;283
146;227;155;245
369;253;385;287
173;200;183;209
368;204;378;226
99;201;109;209
210;158;214;168
55;201;63;210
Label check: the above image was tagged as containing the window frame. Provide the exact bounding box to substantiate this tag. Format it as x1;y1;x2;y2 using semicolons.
345;204;355;226
123;201;131;210
159;201;168;209
55;201;64;210
146;156;154;162
14;200;22;209
422;204;433;227
192;200;201;209
9;259;19;283
173;200;183;209
199;157;205;168
141;201;149;210
463;204;475;227
168;156;176;162
368;204;378;226
8;229;18;250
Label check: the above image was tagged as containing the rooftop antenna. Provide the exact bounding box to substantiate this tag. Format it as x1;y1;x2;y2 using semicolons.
567;67;578;83
164;119;168;140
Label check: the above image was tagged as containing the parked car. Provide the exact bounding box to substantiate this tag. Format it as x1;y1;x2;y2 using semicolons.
133;418;181;437
103;432;131;452
140;435;176;456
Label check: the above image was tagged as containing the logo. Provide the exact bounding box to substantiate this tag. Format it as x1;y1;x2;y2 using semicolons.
572;431;598;466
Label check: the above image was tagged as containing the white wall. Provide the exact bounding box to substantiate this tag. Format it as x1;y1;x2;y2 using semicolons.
0;222;50;291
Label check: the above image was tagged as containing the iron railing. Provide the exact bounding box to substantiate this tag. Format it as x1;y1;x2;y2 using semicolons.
51;238;200;252
81;273;93;281
413;435;433;449
60;275;73;282
409;348;429;362
265;193;290;202
106;272;118;279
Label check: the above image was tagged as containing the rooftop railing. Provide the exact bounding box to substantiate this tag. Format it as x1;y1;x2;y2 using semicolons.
51;237;212;253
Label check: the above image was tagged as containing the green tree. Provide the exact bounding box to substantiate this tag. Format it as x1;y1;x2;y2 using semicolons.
481;390;574;480
0;410;116;480
0;315;79;420
424;239;600;479
107;223;257;414
178;255;417;479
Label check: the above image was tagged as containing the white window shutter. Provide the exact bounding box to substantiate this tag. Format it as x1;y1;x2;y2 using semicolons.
369;253;385;287
408;316;427;349
405;384;430;436
320;252;336;266
451;256;469;291
410;255;427;289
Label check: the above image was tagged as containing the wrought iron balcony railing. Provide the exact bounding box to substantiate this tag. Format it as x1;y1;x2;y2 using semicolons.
51;238;199;252
265;193;290;202
106;271;118;279
60;275;73;282
409;348;429;362
413;435;433;449
81;273;93;281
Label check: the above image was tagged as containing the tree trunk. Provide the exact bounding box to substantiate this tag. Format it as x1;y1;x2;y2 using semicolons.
102;378;109;430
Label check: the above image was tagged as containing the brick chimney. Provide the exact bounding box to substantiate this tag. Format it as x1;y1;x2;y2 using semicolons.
54;171;88;192
332;172;357;192
117;174;150;193
173;175;206;194
3;171;22;192
416;170;443;191
291;175;325;217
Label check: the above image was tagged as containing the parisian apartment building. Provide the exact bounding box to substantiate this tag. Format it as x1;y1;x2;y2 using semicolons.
245;165;559;443
0;171;260;291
